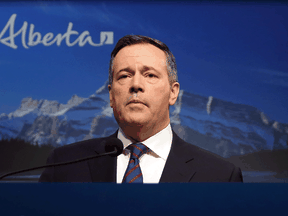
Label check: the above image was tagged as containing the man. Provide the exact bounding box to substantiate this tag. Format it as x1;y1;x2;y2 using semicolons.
39;35;243;183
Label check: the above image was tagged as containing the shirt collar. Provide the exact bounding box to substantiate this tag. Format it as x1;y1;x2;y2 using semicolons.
117;124;173;160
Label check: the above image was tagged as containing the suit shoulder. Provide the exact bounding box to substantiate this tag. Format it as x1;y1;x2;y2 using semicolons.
174;132;236;169
49;134;116;162
55;137;106;152
189;142;235;168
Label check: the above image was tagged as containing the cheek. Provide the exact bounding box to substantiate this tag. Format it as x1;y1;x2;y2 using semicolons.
154;85;170;99
113;91;126;110
150;89;170;109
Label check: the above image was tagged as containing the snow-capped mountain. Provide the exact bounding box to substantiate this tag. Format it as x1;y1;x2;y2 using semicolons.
0;80;287;158
170;91;287;157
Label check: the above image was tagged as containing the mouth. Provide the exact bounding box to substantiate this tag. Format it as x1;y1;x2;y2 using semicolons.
127;99;146;106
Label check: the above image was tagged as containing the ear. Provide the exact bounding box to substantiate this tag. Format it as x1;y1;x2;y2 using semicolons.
169;82;180;106
108;84;114;108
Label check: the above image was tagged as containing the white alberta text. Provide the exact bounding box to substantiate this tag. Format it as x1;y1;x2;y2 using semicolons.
0;14;114;49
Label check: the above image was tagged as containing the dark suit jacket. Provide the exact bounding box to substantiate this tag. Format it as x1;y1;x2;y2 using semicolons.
39;130;243;182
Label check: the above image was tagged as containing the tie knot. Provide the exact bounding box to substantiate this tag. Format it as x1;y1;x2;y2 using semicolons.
127;143;149;159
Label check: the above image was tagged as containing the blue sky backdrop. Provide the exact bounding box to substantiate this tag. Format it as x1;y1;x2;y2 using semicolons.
0;2;287;123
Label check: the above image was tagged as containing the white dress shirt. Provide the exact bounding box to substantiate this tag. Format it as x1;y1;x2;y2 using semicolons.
116;124;173;183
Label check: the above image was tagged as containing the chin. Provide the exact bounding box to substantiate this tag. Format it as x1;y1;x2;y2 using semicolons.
129;118;148;126
122;116;149;127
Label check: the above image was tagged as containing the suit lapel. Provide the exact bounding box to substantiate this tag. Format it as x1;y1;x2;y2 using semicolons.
87;132;118;182
86;130;197;182
160;131;197;182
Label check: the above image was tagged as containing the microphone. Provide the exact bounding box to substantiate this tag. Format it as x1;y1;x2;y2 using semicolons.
104;138;123;156
0;138;124;180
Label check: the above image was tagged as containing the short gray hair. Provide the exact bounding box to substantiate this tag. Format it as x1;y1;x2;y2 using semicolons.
109;35;178;86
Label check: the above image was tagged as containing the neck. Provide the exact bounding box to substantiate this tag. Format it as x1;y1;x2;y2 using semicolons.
120;121;170;142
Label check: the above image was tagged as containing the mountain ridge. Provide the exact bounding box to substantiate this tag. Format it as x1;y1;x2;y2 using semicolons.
0;80;287;158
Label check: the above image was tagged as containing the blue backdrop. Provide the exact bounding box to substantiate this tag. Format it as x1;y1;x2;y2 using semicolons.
0;1;287;182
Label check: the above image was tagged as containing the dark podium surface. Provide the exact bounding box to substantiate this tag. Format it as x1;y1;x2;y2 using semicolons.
0;183;287;216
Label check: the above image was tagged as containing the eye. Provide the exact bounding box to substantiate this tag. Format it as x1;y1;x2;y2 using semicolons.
147;73;157;78
119;74;128;79
145;73;158;84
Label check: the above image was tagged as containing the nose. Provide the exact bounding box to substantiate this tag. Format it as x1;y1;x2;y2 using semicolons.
130;72;144;93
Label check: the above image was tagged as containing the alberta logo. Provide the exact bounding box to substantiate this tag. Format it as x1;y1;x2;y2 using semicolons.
0;14;114;49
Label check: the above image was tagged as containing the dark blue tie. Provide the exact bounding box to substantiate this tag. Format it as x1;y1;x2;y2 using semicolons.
122;143;149;183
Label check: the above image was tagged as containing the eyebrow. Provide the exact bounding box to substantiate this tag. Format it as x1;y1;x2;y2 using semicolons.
116;65;160;74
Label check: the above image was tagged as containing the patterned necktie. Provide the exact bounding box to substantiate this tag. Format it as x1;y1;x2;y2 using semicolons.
122;143;149;183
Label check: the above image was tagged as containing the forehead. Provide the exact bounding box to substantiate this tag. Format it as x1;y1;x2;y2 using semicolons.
113;43;167;71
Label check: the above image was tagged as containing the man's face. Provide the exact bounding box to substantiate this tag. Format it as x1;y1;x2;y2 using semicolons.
108;43;179;133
